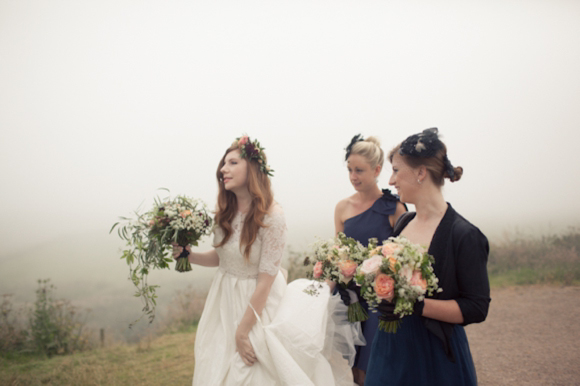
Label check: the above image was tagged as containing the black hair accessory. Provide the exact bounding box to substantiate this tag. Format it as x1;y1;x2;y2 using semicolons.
345;134;364;161
399;127;443;158
400;128;456;179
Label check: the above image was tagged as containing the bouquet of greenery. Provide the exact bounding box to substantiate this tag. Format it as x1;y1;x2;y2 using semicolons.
304;232;371;323
111;191;212;323
355;236;441;333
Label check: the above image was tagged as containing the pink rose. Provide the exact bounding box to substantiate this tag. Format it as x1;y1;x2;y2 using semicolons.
313;261;323;279
338;260;357;283
360;255;383;275
374;273;395;301
180;210;191;218
410;270;427;292
238;136;249;146
381;243;402;258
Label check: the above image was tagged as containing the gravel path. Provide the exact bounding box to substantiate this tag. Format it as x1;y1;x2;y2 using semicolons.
466;286;580;385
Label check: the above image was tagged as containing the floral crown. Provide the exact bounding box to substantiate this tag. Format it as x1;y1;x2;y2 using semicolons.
232;135;274;177
399;127;456;179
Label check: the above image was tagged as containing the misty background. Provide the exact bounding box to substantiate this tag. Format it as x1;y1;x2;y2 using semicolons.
1;1;579;338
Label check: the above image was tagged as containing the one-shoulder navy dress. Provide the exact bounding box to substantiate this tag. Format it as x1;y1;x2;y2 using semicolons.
343;189;400;373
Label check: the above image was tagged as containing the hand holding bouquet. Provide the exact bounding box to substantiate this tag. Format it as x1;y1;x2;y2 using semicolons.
148;196;212;272
355;236;441;333
304;232;371;322
111;191;212;323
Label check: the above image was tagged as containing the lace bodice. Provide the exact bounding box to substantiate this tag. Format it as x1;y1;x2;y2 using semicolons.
213;204;287;278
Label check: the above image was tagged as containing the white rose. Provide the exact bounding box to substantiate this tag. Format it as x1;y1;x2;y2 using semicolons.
360;255;383;275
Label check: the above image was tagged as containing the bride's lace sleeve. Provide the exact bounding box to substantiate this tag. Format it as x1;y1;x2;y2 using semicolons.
258;205;287;276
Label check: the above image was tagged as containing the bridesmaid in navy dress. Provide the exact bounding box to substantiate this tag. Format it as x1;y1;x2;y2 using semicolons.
334;135;406;386
365;128;490;386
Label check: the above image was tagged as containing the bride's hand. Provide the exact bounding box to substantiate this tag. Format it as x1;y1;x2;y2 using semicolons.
171;243;191;260
235;329;257;366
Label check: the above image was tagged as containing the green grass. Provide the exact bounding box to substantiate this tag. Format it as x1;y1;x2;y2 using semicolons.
0;329;197;386
489;266;580;287
487;228;580;288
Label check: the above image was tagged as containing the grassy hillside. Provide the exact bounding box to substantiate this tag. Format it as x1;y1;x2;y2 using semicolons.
0;328;196;386
1;228;579;385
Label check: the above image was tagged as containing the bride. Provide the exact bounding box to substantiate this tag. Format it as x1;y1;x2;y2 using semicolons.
173;135;359;385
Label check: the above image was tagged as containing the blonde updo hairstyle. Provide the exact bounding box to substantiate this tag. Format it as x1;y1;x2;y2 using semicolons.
348;136;384;171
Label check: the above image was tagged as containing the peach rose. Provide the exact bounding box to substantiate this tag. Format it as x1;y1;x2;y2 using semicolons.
374;273;395;301
238;135;249;146
313;261;324;279
180;210;192;218
381;243;402;258
369;246;382;256
360;255;383;275
338;260;357;283
410;270;427;292
386;256;397;273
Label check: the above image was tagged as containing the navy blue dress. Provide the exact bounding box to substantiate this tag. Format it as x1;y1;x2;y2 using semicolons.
365;205;490;386
343;189;400;372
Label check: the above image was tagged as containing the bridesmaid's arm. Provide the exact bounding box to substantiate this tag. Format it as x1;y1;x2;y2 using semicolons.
421;299;464;324
334;199;347;234
389;201;408;228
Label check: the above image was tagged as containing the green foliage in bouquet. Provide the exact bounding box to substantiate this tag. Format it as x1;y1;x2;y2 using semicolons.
110;190;212;325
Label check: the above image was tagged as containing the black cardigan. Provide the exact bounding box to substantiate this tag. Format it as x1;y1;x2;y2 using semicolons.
393;203;491;361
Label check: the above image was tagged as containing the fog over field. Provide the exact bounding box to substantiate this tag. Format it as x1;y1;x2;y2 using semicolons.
1;1;579;338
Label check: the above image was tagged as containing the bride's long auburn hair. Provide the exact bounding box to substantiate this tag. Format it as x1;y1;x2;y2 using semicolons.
214;145;274;261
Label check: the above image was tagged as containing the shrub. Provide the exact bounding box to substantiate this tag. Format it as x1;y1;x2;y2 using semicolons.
0;294;28;354
28;279;92;357
488;228;580;286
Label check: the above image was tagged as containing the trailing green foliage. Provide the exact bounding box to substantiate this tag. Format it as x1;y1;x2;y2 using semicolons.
111;191;212;326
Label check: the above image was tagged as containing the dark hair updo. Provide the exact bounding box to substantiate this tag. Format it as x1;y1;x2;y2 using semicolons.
388;128;463;186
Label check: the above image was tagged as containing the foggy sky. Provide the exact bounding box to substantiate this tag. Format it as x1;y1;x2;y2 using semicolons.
2;0;580;263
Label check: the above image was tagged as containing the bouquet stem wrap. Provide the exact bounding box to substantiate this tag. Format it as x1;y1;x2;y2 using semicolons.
175;245;192;272
348;301;368;323
341;287;368;323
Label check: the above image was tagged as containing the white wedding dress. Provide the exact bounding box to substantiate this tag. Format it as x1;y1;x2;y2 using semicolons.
192;204;362;386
